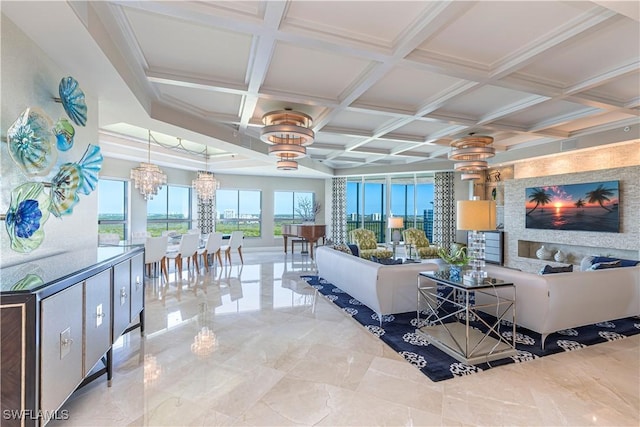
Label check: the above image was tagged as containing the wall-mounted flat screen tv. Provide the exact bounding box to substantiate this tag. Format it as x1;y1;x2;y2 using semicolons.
525;180;619;232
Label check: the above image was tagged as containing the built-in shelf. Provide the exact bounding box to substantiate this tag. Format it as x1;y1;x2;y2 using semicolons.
517;240;638;265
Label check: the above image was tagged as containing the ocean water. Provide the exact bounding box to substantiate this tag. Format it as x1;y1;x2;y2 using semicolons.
525;206;619;232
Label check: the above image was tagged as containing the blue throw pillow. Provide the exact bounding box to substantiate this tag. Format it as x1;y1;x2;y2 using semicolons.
539;264;573;274
589;260;622;270
371;256;402;265
591;256;639;268
347;244;359;257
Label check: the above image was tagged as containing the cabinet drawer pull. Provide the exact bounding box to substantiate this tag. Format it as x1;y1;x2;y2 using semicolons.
61;338;74;346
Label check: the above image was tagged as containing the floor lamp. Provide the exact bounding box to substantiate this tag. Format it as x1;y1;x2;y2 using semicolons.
388;217;404;259
457;198;496;283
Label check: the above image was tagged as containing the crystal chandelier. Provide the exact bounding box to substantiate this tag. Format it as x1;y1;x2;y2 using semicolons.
190;326;218;358
143;354;162;385
261;109;314;170
192;146;219;201
130;130;167;200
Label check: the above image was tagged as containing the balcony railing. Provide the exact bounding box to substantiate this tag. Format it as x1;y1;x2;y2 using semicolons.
346;219;433;243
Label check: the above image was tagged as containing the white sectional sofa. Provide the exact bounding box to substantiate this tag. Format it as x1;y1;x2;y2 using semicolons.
315;246;439;317
476;264;640;348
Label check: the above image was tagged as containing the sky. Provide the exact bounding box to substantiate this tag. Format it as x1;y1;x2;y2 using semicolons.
346;182;434;216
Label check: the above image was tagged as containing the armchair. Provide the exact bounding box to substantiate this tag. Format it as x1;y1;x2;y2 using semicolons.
402;228;439;259
349;228;393;260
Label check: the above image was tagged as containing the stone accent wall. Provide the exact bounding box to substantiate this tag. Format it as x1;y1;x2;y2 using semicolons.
504;164;639;272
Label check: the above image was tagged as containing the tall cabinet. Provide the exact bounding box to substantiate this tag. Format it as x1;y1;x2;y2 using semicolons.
0;247;144;427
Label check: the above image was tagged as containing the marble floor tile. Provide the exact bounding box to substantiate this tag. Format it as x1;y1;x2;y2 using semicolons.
48;249;640;427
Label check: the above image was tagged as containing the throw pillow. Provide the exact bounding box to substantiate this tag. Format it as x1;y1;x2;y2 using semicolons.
591;256;640;268
539;264;573;274
332;244;352;255
347;244;359;258
589;260;622;270
371;256;403;265
580;256;595;271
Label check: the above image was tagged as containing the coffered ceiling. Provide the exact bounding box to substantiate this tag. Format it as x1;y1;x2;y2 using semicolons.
3;1;639;177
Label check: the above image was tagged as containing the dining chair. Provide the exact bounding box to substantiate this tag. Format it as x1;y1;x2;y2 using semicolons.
221;230;244;265
197;232;223;272
144;235;169;282
166;233;200;278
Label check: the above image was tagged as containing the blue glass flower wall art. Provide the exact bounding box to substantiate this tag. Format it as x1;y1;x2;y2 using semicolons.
4;182;51;253
6;107;58;177
50;144;103;217
58;76;87;126
53;118;75;151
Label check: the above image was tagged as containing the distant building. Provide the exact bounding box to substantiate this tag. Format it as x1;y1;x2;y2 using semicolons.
371;213;381;221
224;209;236;219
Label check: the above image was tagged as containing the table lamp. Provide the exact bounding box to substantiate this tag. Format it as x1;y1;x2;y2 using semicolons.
387;216;404;258
457;197;496;283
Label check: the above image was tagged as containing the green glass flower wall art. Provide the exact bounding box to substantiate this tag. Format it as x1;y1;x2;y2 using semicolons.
53;118;75;151
6;107;58;177
50;144;103;217
4;182;51;253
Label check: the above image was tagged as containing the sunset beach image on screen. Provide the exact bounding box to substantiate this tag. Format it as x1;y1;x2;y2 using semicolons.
525;181;619;232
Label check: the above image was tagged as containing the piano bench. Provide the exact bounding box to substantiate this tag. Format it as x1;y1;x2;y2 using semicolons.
291;239;308;254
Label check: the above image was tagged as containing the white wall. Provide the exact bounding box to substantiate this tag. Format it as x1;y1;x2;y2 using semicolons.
1;15;99;267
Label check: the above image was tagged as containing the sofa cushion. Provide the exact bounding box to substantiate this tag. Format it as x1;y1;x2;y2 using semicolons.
371;256;403;265
540;264;573;274
591;256;640;268
590;260;622;270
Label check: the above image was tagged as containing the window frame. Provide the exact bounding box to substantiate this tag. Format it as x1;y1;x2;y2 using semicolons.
97;178;129;240
146;184;193;236
215;189;262;237
273;191;315;236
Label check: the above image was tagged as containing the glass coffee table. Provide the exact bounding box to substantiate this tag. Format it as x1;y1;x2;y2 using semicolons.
416;270;517;364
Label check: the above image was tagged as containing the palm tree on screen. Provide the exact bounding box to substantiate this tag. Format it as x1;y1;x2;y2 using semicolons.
526;188;551;215
574;199;585;209
585;184;615;212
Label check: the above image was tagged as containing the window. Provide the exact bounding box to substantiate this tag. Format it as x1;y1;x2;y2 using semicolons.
391;175;435;241
274;191;315;236
346;177;386;242
98;179;128;239
216;189;262;237
147;185;192;236
347;174;434;242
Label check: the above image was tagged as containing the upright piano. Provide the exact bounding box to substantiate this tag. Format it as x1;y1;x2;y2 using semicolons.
282;224;326;259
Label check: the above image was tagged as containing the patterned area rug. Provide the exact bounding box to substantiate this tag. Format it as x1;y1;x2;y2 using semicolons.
302;275;640;382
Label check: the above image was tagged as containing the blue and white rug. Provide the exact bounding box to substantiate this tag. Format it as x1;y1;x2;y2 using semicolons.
302;275;640;382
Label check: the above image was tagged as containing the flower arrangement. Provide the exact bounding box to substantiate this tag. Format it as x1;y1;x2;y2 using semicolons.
437;246;470;266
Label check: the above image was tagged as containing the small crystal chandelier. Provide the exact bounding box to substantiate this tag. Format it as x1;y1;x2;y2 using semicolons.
130;130;167;200
261;109;313;169
192;146;219;201
190;326;218;358
143;354;162;385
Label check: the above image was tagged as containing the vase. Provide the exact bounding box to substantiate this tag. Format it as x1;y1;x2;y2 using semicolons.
554;250;566;263
536;245;552;260
449;265;462;281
